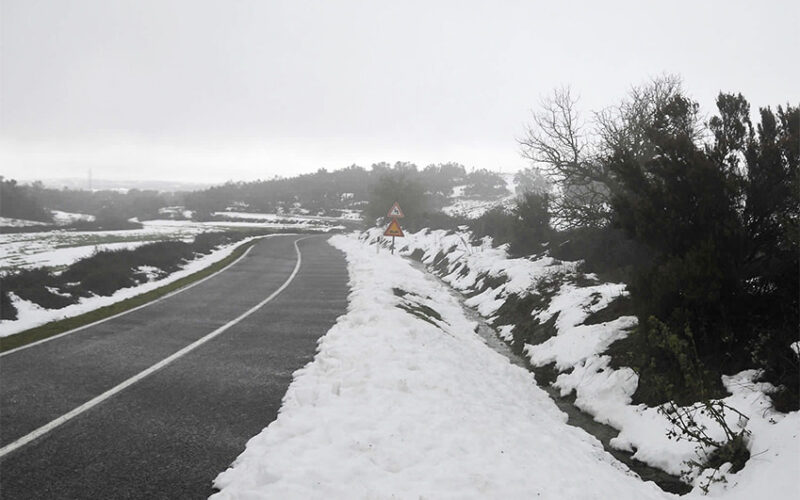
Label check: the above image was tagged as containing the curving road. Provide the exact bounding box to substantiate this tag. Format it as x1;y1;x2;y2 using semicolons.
0;234;349;499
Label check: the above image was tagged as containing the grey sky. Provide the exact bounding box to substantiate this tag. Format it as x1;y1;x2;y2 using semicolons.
2;0;798;184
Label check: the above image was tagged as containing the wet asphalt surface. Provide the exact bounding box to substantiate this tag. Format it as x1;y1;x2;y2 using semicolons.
0;234;349;499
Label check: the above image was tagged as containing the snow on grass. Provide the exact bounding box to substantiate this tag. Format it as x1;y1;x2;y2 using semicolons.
0;236;263;338
212;233;671;499
51;210;95;225
526;316;636;371
441;197;511;219
0;225;196;273
441;173;518;219
1;240;157;272
365;227;799;499
525;283;637;370
0;217;47;227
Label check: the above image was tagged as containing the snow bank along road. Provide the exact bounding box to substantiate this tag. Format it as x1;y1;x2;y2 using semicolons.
211;234;673;499
0;234;349;499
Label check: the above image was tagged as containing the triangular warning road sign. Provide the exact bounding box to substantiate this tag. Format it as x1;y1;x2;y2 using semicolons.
387;202;405;218
384;217;404;237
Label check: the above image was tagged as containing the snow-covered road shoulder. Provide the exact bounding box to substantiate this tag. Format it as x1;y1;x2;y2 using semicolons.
211;233;671;499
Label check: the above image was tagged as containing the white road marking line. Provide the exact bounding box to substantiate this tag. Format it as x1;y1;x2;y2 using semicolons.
0;235;278;358
0;236;310;459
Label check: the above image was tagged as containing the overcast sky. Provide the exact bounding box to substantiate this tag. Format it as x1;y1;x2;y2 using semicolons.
2;0;798;184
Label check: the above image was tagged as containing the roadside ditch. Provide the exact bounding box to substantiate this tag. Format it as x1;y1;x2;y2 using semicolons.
409;259;692;495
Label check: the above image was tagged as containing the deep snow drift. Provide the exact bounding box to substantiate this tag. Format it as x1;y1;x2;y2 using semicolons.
212;234;672;499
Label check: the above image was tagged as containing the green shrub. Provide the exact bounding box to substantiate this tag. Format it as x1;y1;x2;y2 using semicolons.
468;207;518;247
1;269;77;309
549;226;651;283
608;317;725;406
468;192;553;257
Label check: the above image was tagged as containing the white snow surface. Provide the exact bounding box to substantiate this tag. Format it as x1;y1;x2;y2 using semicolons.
0;236;262;338
51;210;95;224
212;233;672;499
0;217;48;227
2;240;155;272
0;223;203;272
441;173;518;219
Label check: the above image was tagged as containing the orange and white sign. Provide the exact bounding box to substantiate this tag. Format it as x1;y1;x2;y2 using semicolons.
384;218;404;237
387;202;405;218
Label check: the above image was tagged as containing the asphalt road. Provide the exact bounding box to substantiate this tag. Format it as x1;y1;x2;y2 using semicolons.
0;234;349;499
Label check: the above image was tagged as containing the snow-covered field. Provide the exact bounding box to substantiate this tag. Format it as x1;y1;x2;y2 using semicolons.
212;233;672;499
441;196;515;219
0;218;335;273
0;223;200;273
51;210;95;225
0;211;95;228
0;236;263;338
0;217;49;228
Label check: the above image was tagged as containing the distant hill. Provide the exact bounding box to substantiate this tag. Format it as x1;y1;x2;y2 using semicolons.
4;164;518;229
184;162;515;224
30;178;212;193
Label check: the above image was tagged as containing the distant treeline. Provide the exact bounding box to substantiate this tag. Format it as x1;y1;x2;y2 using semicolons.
2;163;509;228
1;178;53;222
1;177;182;229
184;162;508;221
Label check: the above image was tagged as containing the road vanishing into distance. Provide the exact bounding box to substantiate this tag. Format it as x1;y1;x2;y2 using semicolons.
0;235;349;499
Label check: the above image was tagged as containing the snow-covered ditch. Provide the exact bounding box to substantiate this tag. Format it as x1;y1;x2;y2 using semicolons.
354;227;798;498
212;233;672;499
0;236;262;338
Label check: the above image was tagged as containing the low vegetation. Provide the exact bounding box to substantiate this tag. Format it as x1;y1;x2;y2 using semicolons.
478;76;798;411
0;231;267;320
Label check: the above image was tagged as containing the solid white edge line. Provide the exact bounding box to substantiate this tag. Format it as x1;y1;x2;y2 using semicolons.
0;236;311;459
0;235;277;358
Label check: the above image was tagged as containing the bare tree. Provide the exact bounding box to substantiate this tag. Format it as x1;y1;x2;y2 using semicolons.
518;87;611;228
595;74;700;163
519;75;700;229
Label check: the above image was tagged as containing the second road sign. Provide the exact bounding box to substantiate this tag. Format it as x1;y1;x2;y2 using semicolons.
387;202;405;218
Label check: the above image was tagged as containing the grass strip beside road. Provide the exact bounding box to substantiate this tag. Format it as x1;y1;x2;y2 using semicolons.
0;238;261;353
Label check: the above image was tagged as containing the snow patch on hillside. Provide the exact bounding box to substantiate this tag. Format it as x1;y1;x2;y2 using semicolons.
51;210;95;224
441;173;518;219
0;217;46;227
